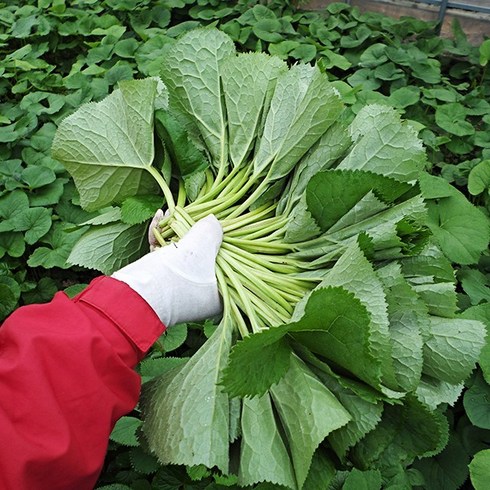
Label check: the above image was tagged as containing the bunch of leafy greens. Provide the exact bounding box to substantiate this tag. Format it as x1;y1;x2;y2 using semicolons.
51;27;489;489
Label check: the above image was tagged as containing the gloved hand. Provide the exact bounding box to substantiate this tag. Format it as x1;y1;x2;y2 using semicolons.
112;214;223;327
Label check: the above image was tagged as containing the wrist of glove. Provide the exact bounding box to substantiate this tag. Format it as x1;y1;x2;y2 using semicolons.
112;214;223;327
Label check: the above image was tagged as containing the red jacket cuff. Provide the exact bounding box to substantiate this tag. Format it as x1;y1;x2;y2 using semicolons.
74;276;166;359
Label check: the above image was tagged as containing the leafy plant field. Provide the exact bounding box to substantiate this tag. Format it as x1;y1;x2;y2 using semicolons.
1;1;489;489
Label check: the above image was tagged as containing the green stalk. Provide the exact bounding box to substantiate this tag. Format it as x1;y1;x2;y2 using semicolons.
221;203;276;233
217;256;261;333
147;166;176;213
225;175;270;220
216;266;249;339
220;249;294;315
224;236;294;254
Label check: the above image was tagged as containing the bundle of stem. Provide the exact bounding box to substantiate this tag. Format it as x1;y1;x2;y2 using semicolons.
151;166;318;338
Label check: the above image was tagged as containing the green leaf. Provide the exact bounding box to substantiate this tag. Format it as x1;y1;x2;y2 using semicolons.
129;446;160;475
324;374;383;460
0;232;25;258
120;195;163;225
161;323;187;353
12;207;52;244
52;78;160;211
419;174;490;265
221;327;291;398
479;39;490;66
469;449;490;489
415;376;464;410
110;416;142;447
302;449;336;490
142;321;232;473
28;223;88;269
154;109;208;177
160;28;235;164
0;276;21;319
139;357;188;382
306;169;413;232
377;263;423;393
343;469;382;490
21;166;56;189
352;396;449;470
413;433;470;490
222;286;371;398
468;160;490;196
68;222;147;274
461;304;490;384
339;105;426;182
435;103;475;137
270;354;351;489
463;371;490;430
423;316;486;384
388;86;420;108
238;393;296;489
254;64;343;180
317;242;398;392
221;52;286;168
458;267;490;305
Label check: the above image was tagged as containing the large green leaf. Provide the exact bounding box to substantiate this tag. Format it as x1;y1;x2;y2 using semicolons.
142;321;232;473
221;286;371;398
351;396;449;470
317;242;398;392
221;52;287;167
238;393;296;489
160;28;235;164
254;64;342;179
52;78;160;211
270;354;351;489
419;174;490;265
339;104;426;182
306;169;413;232
67;222;147;274
422;316;486;384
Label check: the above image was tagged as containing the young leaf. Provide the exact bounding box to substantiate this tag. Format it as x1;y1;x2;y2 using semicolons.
52;78;160;211
110;416;142;447
120;195;164;225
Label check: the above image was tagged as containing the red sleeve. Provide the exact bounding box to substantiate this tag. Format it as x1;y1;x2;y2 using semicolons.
0;276;165;490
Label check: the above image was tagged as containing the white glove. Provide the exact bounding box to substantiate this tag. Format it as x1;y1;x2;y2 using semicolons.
112;214;223;327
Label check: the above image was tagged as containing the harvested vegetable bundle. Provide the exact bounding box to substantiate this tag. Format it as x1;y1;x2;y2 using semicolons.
52;28;488;489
